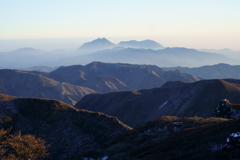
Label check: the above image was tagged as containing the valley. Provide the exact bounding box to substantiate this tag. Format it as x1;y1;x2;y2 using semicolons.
0;38;240;160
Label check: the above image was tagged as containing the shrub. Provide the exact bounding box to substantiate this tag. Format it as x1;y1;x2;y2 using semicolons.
0;128;49;160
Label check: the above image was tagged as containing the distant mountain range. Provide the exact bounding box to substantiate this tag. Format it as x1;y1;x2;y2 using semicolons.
1;37;239;69
20;65;59;72
14;47;42;53
0;62;200;105
198;48;240;60
75;79;240;127
118;39;164;49
0;94;131;159
165;63;240;79
72;46;239;68
45;61;200;91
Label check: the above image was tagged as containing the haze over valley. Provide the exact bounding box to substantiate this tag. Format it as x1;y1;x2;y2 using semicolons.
1;38;240;69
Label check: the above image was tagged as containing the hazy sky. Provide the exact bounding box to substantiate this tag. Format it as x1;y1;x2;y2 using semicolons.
1;0;240;51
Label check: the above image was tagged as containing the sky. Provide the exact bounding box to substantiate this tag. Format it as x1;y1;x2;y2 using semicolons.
0;0;240;51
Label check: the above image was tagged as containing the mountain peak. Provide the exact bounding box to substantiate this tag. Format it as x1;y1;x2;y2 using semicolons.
118;39;164;49
78;38;116;52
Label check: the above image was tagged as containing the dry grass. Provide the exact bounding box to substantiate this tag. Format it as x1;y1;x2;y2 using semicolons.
0;128;49;160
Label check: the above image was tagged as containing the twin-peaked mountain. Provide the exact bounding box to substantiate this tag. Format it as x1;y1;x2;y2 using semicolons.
0;62;200;105
75;79;240;127
77;38;164;52
1;38;239;69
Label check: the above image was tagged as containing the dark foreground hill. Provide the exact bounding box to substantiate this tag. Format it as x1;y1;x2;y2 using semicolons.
0;94;131;159
75;79;240;127
77;116;240;160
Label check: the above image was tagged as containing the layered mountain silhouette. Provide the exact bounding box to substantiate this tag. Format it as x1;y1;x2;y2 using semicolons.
0;62;200;105
0;94;131;159
75;79;240;127
165;63;240;79
198;48;240;60
77;37;116;53
80;47;238;67
46;61;200;91
14;47;42;53
118;39;164;49
1;38;239;69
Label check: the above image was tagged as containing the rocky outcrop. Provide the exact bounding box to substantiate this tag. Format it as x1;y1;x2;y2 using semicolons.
213;99;240;118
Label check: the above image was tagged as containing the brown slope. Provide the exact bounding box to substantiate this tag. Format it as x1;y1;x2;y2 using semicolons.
0;69;97;105
82;75;135;93
75;79;240;127
79;116;240;160
0;94;131;159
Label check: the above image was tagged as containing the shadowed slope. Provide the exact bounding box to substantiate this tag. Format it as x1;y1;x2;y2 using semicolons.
75;79;240;127
77;116;240;160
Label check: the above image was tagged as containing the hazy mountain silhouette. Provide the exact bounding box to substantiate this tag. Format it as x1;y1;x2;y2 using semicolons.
1;39;239;69
75;79;240;127
198;48;240;60
165;63;240;79
0;94;131;159
13;47;42;53
77;37;116;53
20;65;59;72
118;39;164;49
75;47;239;67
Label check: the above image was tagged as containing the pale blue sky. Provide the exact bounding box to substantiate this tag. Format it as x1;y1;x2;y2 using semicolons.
0;0;240;51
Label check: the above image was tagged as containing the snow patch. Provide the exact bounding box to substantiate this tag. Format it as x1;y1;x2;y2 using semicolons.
173;122;183;125
230;132;240;138
158;101;168;109
102;156;108;160
83;156;108;160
